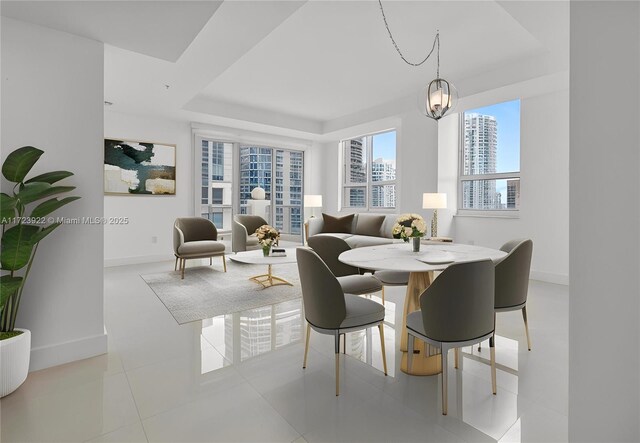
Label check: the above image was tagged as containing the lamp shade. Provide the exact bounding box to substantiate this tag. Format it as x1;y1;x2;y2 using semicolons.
422;193;447;209
304;194;323;208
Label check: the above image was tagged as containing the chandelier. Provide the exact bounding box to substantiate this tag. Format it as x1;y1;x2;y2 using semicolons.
378;0;457;120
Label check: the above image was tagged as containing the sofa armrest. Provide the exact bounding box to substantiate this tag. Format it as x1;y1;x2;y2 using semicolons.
307;217;324;238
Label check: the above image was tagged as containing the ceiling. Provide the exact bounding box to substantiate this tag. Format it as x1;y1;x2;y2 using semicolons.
1;0;569;138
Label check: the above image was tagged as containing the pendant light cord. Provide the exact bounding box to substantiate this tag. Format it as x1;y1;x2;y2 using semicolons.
378;0;439;73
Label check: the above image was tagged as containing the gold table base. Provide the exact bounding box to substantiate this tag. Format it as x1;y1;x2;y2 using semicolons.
400;270;443;376
249;264;293;289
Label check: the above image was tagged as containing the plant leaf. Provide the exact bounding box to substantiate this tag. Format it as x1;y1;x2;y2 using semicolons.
25;171;74;185
16;182;76;205
0;224;39;271
30;196;80;218
31;222;62;244
0;193;16;223
0;275;23;315
2;146;44;183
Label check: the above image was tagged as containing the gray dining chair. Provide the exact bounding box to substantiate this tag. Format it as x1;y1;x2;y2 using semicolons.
407;260;496;415
307;235;383;297
297;247;388;396
478;239;534;352
373;270;410;304
173;217;226;279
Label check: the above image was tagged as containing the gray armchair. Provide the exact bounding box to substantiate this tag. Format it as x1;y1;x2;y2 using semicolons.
232;215;268;253
173;217;226;279
297;247;387;396
407;260;496;415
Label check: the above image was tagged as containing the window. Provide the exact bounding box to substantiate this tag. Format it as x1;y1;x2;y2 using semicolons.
200;139;233;229
459;99;520;211
341;130;396;210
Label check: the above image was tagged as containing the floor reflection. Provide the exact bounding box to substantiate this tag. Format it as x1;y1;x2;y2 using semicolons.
200;295;397;377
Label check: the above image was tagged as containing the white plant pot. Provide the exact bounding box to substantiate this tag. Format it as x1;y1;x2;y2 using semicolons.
0;328;31;398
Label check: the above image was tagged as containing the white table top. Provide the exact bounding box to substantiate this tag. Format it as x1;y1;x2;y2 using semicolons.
338;243;507;273
229;247;298;265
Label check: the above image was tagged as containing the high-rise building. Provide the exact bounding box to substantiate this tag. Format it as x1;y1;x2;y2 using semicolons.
462;113;503;209
343;139;366;207
371;157;396;207
507;179;520;209
201;140;233;228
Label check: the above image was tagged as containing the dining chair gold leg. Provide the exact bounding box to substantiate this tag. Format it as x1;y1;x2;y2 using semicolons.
174;256;178;271
381;286;385;304
522;306;532;351
303;324;311;369
490;336;497;395
454;348;459;369
222;254;227;273
335;333;340;396
441;346;449;415
378;324;388;376
181;259;185;279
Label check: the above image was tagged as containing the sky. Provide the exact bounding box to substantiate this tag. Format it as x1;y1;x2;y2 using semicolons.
466;99;521;173
466;99;521;205
372;130;396;164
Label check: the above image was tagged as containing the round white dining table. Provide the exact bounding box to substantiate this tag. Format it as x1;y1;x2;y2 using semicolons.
339;242;507;376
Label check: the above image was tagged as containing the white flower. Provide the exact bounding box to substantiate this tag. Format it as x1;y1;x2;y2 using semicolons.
412;219;426;234
403;227;413;237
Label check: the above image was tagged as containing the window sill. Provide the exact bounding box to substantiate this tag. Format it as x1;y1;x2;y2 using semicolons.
454;211;520;219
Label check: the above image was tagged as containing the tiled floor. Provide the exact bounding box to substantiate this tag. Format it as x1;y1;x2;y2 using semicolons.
0;258;568;442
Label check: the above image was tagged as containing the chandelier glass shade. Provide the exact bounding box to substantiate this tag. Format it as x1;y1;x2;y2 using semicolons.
419;78;458;120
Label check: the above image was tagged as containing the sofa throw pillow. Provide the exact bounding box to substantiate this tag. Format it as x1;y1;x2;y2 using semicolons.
321;213;355;234
354;214;385;237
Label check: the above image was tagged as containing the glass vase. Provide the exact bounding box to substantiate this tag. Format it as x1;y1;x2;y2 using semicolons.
412;237;421;253
262;245;270;257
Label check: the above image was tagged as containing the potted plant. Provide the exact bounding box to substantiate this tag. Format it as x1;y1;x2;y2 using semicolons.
0;146;80;397
392;213;427;252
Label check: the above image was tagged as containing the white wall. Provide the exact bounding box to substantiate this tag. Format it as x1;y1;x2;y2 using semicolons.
104;111;192;266
320;112;438;220
440;84;569;285
1;17;106;370
569;2;640;441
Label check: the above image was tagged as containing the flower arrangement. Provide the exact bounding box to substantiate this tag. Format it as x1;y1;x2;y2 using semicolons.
392;213;427;242
255;224;280;256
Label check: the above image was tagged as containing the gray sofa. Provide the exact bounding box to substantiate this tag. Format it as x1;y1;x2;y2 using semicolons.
307;213;401;249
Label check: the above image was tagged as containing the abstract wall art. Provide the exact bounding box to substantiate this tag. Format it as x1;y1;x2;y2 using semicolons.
104;139;176;195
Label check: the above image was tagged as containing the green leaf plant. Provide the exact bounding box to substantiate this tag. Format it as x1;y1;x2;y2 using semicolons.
0;146;80;339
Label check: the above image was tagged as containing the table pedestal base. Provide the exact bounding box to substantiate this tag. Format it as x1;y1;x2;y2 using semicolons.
249;264;293;289
400;270;443;376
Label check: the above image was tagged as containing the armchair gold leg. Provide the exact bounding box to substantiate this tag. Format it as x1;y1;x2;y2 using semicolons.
522;306;532;351
303;324;311;369
222;254;227;273
381;286;385;304
454;348;459;369
378;324;388;376
181;258;185;279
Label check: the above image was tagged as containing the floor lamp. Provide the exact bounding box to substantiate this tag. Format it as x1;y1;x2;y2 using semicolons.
303;195;323;242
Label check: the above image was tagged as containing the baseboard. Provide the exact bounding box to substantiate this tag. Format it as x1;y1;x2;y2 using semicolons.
29;332;108;372
530;269;569;286
104;254;173;267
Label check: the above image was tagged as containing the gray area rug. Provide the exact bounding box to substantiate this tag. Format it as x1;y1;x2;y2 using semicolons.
141;260;301;324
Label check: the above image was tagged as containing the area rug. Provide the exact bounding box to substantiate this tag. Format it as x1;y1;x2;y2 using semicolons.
141;261;301;324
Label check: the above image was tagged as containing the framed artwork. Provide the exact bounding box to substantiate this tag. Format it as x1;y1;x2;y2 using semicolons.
104;138;176;195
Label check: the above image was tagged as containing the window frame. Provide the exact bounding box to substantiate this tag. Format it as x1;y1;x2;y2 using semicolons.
457;100;521;215
340;129;397;212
